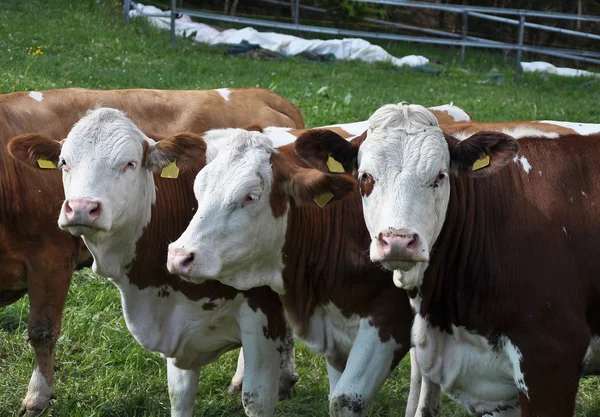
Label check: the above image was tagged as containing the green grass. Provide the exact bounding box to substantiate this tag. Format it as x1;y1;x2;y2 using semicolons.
0;0;599;416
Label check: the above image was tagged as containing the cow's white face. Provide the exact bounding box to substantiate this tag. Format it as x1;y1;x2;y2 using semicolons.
57;108;156;239
168;131;287;292
358;104;451;289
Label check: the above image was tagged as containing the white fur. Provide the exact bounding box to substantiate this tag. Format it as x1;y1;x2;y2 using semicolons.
28;91;44;102
539;120;600;135
429;104;471;122
412;314;522;415
56;109;282;416
513;154;532;173
502;126;558;140
263;126;297;147
216;88;231;101
359;104;449;285
168;359;200;417
169;130;287;293
22;366;53;413
323;120;369;137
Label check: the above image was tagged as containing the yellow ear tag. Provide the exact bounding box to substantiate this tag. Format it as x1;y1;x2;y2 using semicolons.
161;161;180;179
37;159;56;169
472;155;490;171
326;155;345;173
314;192;334;208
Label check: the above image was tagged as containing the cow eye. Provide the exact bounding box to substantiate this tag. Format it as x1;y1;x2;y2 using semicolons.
359;172;375;197
433;170;447;188
58;159;69;172
124;161;137;171
242;193;260;208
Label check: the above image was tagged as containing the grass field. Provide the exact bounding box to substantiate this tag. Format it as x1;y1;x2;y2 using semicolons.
1;0;599;416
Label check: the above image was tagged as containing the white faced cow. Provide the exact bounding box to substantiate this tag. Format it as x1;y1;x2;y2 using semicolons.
8;108;299;417
293;103;600;417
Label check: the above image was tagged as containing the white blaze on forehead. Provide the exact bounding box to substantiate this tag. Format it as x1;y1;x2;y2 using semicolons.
429;104;471;122
540;120;600;136
216;88;231;101
28;91;44;102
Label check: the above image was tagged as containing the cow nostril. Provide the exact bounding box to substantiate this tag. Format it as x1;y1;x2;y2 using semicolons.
65;201;73;215
182;252;195;268
406;234;419;250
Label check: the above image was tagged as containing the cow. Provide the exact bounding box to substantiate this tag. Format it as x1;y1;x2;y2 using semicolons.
2;87;303;417
291;102;600;417
157;130;421;416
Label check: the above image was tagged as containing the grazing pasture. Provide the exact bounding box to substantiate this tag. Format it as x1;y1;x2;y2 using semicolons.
0;0;599;416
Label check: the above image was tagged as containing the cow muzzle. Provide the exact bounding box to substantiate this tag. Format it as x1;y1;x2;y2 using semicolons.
166;246;222;282
60;199;107;235
371;228;429;271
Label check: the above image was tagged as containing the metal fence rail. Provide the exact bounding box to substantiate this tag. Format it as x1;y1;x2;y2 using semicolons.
124;0;599;80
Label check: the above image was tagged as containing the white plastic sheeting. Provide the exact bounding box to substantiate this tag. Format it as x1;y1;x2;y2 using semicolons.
521;61;598;78
129;3;429;67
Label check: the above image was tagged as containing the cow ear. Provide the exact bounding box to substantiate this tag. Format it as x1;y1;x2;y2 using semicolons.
144;132;207;175
294;129;361;174
244;124;264;133
8;133;62;170
271;153;356;211
445;131;518;177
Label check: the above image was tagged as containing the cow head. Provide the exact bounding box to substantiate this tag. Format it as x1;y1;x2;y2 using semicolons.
295;103;518;289
8;108;206;241
167;129;356;293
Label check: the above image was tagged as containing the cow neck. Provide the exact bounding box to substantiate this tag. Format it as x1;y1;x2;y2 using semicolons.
125;172;240;301
278;145;406;340
416;173;488;333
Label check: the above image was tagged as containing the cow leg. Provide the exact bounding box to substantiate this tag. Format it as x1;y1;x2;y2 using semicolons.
415;375;440;417
167;358;200;417
404;348;440;417
404;348;421;417
277;322;299;400
329;319;404;417
511;337;585;417
238;302;280;417
19;263;72;416
227;349;245;394
326;360;343;398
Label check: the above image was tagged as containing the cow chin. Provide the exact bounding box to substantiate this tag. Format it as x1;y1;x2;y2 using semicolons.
393;268;423;290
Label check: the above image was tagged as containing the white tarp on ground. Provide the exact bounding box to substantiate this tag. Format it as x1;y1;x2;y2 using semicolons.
521;61;598;78
129;3;429;67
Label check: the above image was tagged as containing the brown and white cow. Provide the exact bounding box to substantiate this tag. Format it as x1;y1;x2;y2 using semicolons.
159;129;423;416
293;103;600;416
2;87;303;416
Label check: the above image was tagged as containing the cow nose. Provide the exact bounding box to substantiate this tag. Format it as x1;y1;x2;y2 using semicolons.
167;248;196;275
376;230;427;261
64;199;102;223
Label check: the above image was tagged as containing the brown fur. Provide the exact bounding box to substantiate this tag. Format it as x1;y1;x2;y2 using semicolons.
0;87;303;415
269;144;413;375
418;134;600;416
